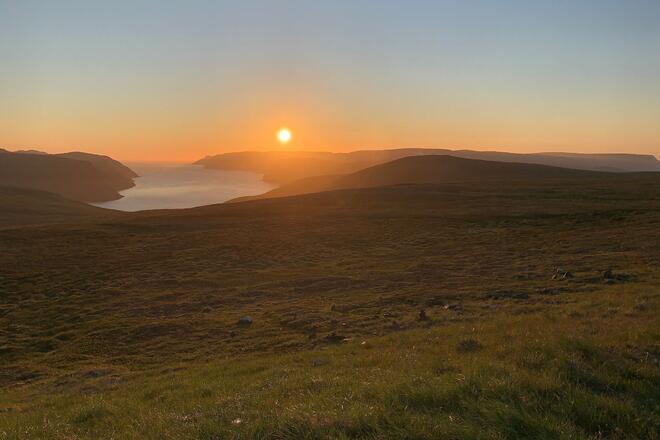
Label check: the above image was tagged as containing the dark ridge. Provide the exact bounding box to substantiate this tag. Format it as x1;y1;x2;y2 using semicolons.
228;154;621;203
195;148;660;184
0;150;137;202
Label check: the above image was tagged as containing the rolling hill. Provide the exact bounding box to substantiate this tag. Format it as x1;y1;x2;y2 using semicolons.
0;186;117;228
1;173;659;438
0;150;137;202
196;148;660;184
229;154;612;202
56;151;138;188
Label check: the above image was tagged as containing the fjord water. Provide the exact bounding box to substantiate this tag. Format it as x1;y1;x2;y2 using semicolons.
94;164;276;211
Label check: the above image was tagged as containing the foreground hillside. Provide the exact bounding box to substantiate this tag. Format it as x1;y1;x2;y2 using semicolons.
0;187;116;228
0;150;136;202
196;148;660;184
230;155;611;202
1;175;659;438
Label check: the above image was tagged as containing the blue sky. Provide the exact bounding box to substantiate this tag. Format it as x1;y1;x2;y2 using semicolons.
1;0;659;160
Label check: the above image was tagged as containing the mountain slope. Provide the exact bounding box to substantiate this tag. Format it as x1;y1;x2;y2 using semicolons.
0;150;137;202
196;148;660;184
229;155;612;202
0;186;117;228
56;151;137;191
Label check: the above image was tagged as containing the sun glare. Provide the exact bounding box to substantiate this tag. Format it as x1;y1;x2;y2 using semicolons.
277;128;292;144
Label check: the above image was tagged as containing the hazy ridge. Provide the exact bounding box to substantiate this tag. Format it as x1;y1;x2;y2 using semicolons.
0;149;137;202
196;148;660;184
228;154;616;203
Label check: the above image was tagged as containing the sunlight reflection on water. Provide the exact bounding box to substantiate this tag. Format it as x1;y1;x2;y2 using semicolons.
93;164;275;211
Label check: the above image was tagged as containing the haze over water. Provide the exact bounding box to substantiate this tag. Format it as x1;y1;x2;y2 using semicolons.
94;164;275;211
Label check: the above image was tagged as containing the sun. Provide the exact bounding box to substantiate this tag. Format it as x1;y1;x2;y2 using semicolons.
277;128;292;144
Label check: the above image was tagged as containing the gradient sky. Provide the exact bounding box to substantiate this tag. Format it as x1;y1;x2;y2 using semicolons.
1;0;659;161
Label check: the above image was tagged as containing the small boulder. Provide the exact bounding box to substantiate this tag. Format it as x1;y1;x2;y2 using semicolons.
552;268;573;280
323;333;346;344
389;321;402;331
238;316;253;326
312;358;327;367
601;269;632;283
457;338;482;353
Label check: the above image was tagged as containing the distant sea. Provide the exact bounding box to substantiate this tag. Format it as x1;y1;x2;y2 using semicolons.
93;163;276;211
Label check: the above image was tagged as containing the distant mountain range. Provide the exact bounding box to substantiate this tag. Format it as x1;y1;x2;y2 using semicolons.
0;149;137;202
196;148;660;184
229;155;615;202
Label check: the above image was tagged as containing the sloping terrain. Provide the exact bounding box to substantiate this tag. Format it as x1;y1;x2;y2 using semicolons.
196;148;660;183
230;155;611;202
0;151;136;202
56;151;138;189
1;174;659;438
0;187;118;228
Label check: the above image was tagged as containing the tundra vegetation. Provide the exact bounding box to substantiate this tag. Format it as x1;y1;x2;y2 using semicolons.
1;173;659;439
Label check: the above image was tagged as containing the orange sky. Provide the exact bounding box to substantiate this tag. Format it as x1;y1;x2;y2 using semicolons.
3;98;658;162
2;1;659;162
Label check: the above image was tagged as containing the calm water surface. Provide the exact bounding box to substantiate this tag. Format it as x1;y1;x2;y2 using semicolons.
94;164;276;211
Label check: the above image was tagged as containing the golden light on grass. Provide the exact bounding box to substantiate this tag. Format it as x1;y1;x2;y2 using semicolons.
277;128;292;144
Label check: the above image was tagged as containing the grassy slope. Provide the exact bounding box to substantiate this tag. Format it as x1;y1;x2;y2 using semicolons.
2;289;658;439
229;155;612;202
1;176;659;438
0;187;118;228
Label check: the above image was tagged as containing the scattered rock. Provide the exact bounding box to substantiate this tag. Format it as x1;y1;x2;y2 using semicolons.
312;358;327;367
418;309;428;321
237;316;253;326
443;303;462;311
634;302;650;312
80;369;110;379
486;291;529;300
389;321;402;331
552;268;573;280
425;297;445;306
229;330;237;337
178;413;197;423
602;270;633;284
323;333;346;344
457;338;482;353
539;287;567;295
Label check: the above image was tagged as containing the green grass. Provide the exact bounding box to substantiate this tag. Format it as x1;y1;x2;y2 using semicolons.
2;284;658;439
1;178;660;438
